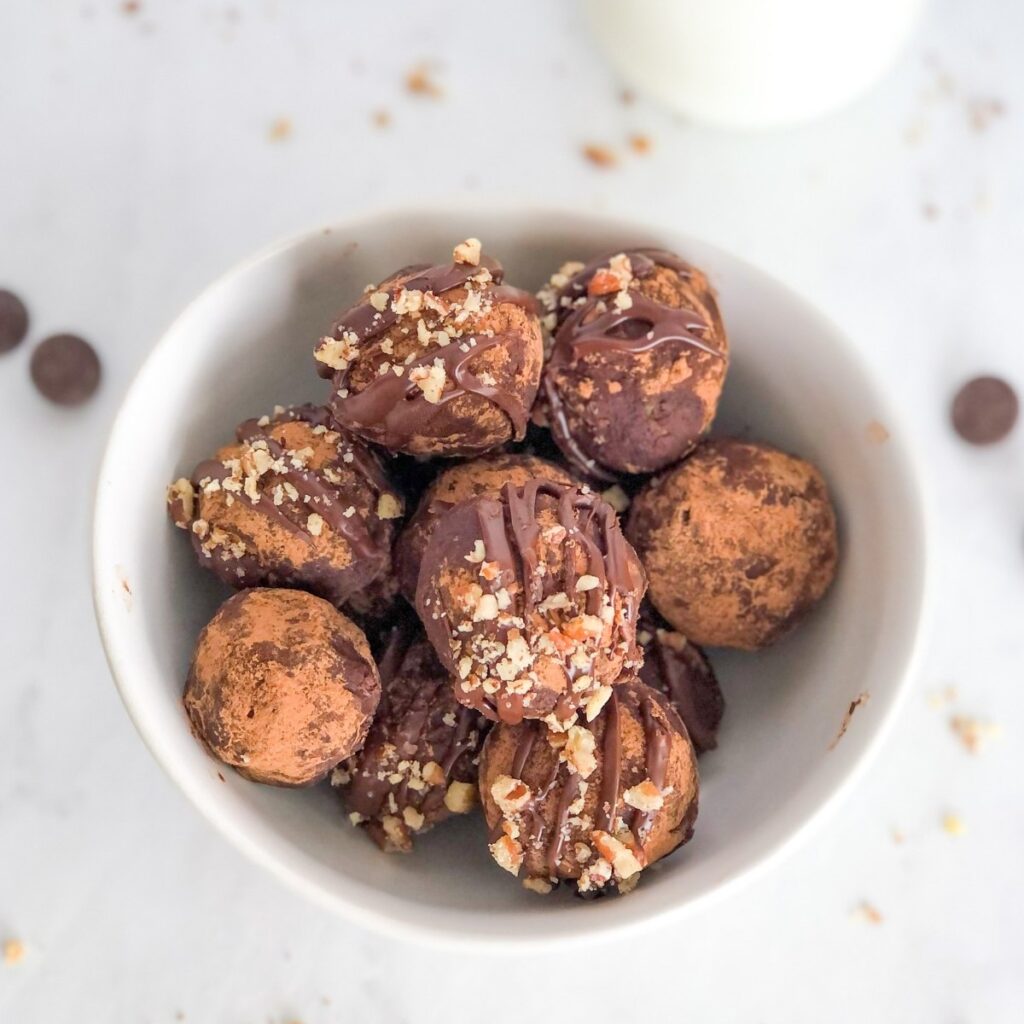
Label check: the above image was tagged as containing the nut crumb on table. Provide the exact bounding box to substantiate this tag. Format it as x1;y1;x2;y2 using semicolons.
2;938;25;965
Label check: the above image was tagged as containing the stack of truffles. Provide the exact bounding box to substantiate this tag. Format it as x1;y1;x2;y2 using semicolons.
168;239;839;899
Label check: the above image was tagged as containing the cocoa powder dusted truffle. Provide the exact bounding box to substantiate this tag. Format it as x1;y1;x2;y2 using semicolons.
184;589;380;786
167;404;403;606
394;452;579;601
628;438;838;650
479;679;698;896
332;623;489;851
536;249;728;479
314;240;544;457
637;605;724;754
416;480;646;727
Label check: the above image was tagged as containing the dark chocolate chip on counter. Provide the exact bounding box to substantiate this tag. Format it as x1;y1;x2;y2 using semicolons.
0;289;29;353
951;375;1018;445
30;333;101;405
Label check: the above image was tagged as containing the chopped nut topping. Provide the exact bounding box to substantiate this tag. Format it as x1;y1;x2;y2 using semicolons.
408;359;447;403
348;811;365;826
377;492;402;520
453;237;482;266
584;685;613;722
380;815;412;852
564;725;597;778
444;780;477;814
422;761;445;786
306;513;324;537
315;333;359;371
369;290;389;312
167;478;194;526
402;805;425;831
623;779;664;812
465;539;485;563
522;876;553;895
489;834;524;875
575;574;600;592
591;830;644;879
491;774;532;814
473;593;499;622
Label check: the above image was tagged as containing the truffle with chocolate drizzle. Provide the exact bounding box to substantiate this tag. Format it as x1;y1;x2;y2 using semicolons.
415;479;646;729
536;248;728;479
167;404;403;606
479;678;699;895
315;239;544;457
332;619;489;852
637;604;725;755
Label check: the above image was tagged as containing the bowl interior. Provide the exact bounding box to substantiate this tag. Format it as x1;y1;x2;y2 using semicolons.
93;209;926;946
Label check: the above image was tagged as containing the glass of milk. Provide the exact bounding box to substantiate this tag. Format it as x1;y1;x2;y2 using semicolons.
584;0;925;129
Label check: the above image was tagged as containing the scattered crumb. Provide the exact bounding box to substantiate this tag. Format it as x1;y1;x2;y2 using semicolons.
217;771;226;782
865;420;890;443
903;116;929;147
967;97;1006;134
851;902;883;925
3;939;25;965
120;0;141;14
927;686;958;709
921;202;940;221
268;117;292;143
371;109;391;129
891;828;905;845
405;63;442;98
582;144;617;168
950;715;1002;754
829;691;870;750
942;813;966;836
620;88;635;106
175;1013;185;1022
628;134;652;155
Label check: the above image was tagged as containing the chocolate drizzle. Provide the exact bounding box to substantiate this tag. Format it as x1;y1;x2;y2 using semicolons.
637;609;724;754
177;404;398;605
540;247;727;480
340;626;488;829
191;405;393;562
420;480;644;725
317;254;539;453
493;679;682;882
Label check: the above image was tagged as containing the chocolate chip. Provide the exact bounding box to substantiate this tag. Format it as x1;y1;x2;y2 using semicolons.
30;333;101;406
951;375;1018;445
0;290;29;353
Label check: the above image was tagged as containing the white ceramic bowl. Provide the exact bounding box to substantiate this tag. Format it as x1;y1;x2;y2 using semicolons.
93;207;928;949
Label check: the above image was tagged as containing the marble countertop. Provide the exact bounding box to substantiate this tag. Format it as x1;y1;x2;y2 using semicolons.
1;1;1021;1021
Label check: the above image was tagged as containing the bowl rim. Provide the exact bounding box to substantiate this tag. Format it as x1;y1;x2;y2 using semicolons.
92;202;932;952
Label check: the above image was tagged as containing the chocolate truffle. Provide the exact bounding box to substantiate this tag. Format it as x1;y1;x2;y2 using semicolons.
314;239;544;457
637;606;724;754
394;452;579;601
479;679;699;896
628;438;838;650
416;480;646;727
167;405;403;607
184;589;380;786
332;623;489;851
342;568;406;648
536;248;728;480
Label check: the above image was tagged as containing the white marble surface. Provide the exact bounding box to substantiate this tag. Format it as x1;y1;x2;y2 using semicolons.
1;1;1021;1021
